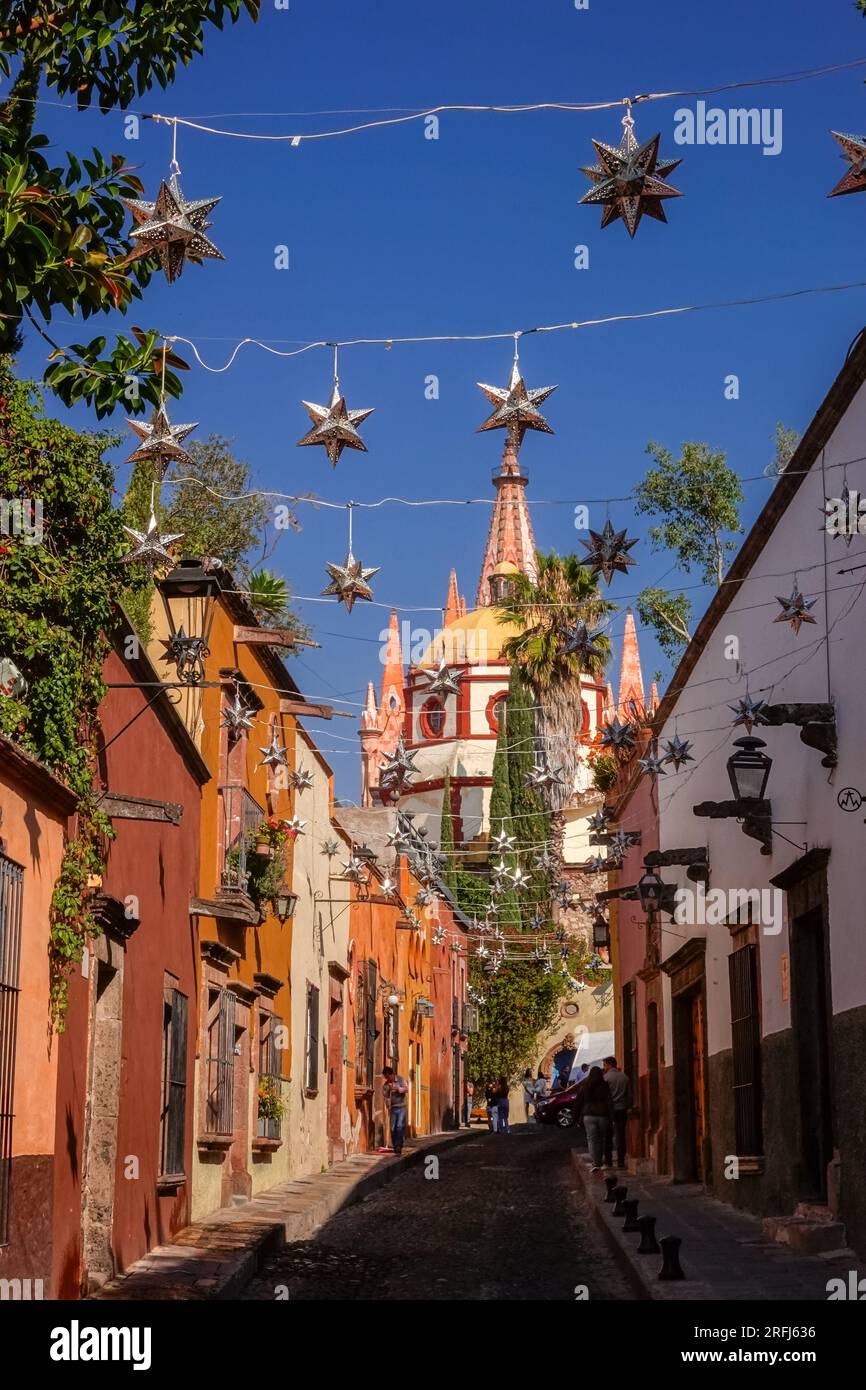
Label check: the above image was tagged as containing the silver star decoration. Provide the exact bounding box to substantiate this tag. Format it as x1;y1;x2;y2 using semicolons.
258;734;289;770
451;939;463;954
827;131;866;198
476;942;490;960
580;518;639;585
638;751;667;779
542;960;553;975
584;853;608;873
562;621;606;665
491;828;517;854
600;715;637;751
774;585;817;636
321;551;380;614
125;402;198;480
476;359;557;449
476;994;487;1006
661;734;695;771
579;117;683;237
432;925;447;945
321;838;340;857
587;807;613;834
533;846;556;873
221;692;256;735
425;657;463;698
529;913;546;931
297;380;374;467
123;173;223;283
379;876;397;896
509;866;532;891
286;816;306;836
386;826;414;854
120;510;183;572
341;856;368;884
490;857;512;880
609;829;640;857
415;886;437;907
525;761;565;792
729;695;769;734
160;627;207;683
290;765;315;792
379;736;419;796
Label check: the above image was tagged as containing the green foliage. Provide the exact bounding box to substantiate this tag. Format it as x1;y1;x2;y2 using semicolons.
468;962;564;1087
0;359;131;1024
0;1;259;409
247;569;291;621
770;421;799;475
588;751;618;794
634;440;743;587
498;551;614;690
636;585;692;661
439;773;457;891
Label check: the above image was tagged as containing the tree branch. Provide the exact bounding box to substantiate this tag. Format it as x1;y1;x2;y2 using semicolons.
649;601;691;646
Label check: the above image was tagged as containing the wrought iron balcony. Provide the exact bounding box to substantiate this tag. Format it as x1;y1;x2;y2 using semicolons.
219;782;265;893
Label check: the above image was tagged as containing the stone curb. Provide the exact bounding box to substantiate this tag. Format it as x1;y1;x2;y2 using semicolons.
570;1152;714;1302
92;1128;482;1302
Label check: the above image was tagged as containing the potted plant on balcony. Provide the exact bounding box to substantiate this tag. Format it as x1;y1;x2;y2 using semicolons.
257;1075;284;1122
252;816;292;859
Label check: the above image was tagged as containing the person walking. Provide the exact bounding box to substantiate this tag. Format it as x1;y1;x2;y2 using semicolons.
532;1070;548;1121
521;1068;536;1122
485;1079;499;1133
495;1075;510;1134
382;1065;409;1155
578;1065;614;1172
602;1055;630;1169
465;1078;475;1127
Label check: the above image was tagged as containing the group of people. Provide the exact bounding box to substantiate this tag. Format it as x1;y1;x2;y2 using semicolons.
573;1057;630;1171
482;1077;512;1133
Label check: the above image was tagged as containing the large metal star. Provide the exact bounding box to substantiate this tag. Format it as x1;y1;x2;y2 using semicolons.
297;381;374;467
125;401;198;479
286;816;307;836
608;829;640;861
600;715;637;751
586;806;613;834
120;510;183;572
123;173;223;284
220;691;256;735
584;853;608;873
525;760;565;792
774;585;817;636
379;735;419;795
580;519;639;585
579;119;683;237
290;765;315;792
661;734;694;771
321;551;380;613
638;750;667;779
509;865;532;891
258;734;289;770
341;856;368;884
476;360;557;449
491;828;517;854
385;825;413;854
320;838;340;857
827;131;866;198
729;695;769;734
562;621;606;664
425;657;463;699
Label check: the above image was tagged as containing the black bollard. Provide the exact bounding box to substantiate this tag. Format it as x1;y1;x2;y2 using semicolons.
612;1185;628;1217
658;1234;686;1280
603;1176;619;1203
636;1215;660;1254
622;1198;640;1232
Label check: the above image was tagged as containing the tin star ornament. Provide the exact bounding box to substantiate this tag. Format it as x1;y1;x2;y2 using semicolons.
121;509;183;572
258;734;289;770
729;695;769;733
320;839;340;857
562;621;606;665
125;401;198;480
221;692;256;735
525;760;565;792
580;518;639;585
378;735;419;795
321;551;380;613
509;866;532;891
600;714;637;751
827;131;866;198
476;357;557;449
584;853;608;873
286;816;307;836
774;585;817;636
297;378;374;467
341;856;368;884
491;828;517;854
432;925;447;946
638;750;667;779
586;807;613;834
379;876;397;897
579;108;683;238
123;172;223;284
425;657;463;699
290;765;315;792
160;627;207;684
661;734;694;771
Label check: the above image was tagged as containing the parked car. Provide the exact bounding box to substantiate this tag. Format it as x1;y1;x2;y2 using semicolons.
536;1079;583;1128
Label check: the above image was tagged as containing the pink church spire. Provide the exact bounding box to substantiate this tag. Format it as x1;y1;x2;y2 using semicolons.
617;609;646;721
476;438;538;606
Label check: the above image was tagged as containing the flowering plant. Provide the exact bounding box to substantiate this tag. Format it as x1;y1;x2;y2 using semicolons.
255;817;295;848
257;1076;284;1121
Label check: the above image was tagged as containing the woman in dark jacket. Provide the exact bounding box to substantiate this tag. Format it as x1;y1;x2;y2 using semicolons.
578;1065;614;1172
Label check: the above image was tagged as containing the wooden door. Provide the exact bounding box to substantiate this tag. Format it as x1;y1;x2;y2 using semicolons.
790;906;833;1198
690;991;707;1182
327;976;344;1162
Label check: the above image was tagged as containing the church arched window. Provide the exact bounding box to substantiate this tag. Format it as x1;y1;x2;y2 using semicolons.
420;697;445;739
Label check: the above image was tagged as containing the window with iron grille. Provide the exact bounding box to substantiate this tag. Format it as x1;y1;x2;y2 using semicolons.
355;968;367;1085
622;982;638;1100
388;1001;399;1068
304;984;320;1093
257;1010;282;1139
729;944;763;1155
160;986;188;1178
205;988;235;1135
364;961;377;1088
0;853;23;1248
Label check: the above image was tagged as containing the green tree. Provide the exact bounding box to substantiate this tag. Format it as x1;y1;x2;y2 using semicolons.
497;551;614;856
439;771;457;891
0;2;259;412
635;585;691;662
768;421;799;476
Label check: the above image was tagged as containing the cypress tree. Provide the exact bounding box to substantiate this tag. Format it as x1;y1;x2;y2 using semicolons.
439;772;457;891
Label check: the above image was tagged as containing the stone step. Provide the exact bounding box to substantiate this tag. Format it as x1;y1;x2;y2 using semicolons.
763;1214;847;1255
795;1202;836;1223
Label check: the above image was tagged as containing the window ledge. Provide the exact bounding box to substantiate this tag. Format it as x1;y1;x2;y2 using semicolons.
252;1137;283;1153
305;1087;319;1099
156;1174;186;1192
733;1155;765;1175
197;1133;233;1151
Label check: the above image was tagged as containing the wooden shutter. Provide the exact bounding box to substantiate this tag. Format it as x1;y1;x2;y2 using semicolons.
365;960;377;1088
729;944;763;1155
215;989;236;1134
163;990;188;1176
307;985;320;1091
0;854;24;1246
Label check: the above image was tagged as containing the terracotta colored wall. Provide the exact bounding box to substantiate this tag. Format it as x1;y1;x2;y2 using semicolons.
0;754;68;1294
52;647;205;1294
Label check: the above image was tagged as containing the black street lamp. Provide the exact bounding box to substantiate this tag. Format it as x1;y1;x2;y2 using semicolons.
157;557;220;685
637;868;665;914
273;887;298;924
727;736;772;802
592;913;610;951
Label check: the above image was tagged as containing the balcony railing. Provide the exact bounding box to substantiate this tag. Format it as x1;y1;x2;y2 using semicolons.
219;783;264;893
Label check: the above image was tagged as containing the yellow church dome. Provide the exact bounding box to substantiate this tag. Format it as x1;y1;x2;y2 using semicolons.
418;604;520;668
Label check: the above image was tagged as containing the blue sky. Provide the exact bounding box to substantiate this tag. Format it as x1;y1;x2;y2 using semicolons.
18;0;866;796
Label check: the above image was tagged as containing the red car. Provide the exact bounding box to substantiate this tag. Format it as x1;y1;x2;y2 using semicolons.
536;1079;584;1128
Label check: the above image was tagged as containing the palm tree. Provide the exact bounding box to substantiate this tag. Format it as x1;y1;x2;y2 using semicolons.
497;551;615;855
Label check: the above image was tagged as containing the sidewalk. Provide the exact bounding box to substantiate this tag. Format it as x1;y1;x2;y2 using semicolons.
572;1152;864;1301
92;1128;480;1301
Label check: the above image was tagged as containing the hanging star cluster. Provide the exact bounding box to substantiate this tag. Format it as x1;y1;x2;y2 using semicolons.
579;114;683;237
120;511;183;573
476;360;557;449
729;695;769;733
774;585;817;636
321;551;380;612
579;519;639;584
125;402;198;480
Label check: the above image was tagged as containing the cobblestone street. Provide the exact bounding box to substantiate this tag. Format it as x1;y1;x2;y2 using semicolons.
242;1126;633;1301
